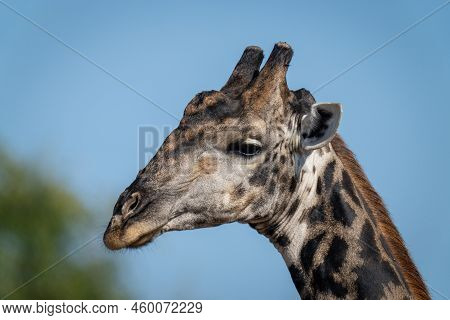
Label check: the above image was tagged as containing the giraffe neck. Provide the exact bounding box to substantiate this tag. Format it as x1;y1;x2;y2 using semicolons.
265;145;412;299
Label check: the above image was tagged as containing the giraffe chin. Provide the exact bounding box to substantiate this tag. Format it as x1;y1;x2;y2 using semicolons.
127;227;165;248
103;221;167;250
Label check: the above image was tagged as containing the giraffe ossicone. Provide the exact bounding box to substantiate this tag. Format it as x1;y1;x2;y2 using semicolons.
104;42;429;300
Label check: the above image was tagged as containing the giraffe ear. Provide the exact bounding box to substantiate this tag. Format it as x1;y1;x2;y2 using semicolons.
299;102;342;151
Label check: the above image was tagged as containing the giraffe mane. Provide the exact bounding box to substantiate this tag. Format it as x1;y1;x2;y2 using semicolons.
331;134;430;300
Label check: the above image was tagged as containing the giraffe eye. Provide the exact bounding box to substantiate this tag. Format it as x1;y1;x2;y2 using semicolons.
227;140;262;157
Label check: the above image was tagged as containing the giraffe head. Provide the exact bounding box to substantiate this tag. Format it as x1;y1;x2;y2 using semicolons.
104;42;342;250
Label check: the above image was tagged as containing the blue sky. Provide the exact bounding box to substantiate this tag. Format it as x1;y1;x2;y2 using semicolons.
0;0;449;299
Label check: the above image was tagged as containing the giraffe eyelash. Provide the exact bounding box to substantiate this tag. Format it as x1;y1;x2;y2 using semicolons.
227;139;262;157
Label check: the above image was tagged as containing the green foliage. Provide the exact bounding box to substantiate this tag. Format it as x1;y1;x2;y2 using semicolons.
0;150;126;299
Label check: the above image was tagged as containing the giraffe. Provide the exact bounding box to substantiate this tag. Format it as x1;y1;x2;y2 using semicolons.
103;42;430;299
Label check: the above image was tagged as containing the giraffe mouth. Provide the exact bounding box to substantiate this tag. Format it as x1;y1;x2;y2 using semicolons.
104;194;207;250
127;226;165;248
125;211;192;248
103;216;169;250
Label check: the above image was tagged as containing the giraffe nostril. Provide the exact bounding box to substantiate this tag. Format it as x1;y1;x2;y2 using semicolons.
129;195;139;211
122;192;141;218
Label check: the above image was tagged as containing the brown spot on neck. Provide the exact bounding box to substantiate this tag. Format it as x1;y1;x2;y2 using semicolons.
331;135;430;299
